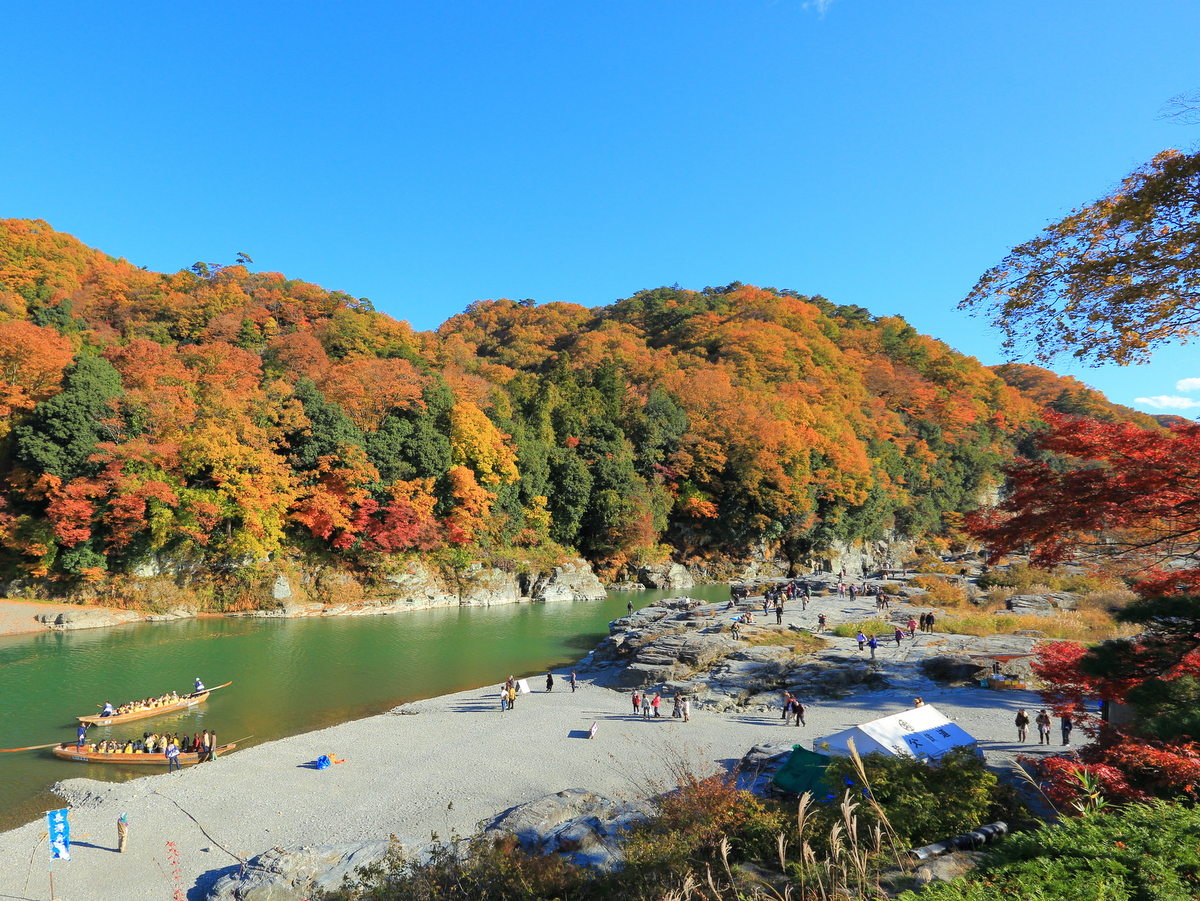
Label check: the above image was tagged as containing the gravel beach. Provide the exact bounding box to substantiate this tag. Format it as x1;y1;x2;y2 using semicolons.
0;663;1061;901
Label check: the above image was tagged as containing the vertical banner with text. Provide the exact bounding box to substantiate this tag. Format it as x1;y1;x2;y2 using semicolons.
48;808;70;860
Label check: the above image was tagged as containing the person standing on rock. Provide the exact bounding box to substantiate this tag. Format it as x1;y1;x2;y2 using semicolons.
682;696;691;722
641;693;652;719
546;672;554;692
632;691;641;716
907;617;918;639
1035;709;1052;744
893;627;904;648
775;601;783;625
782;692;793;721
673;693;682;718
570;671;577;692
856;630;867;651
508;683;517;710
817;613;826;632
652;692;662;717
627;600;634;616
925;613;936;633
867;635;878;660
1061;712;1073;746
1015;708;1030;742
117;813;128;853
500;685;508;712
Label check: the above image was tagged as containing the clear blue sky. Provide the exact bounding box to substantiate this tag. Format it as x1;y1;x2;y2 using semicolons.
3;1;1197;415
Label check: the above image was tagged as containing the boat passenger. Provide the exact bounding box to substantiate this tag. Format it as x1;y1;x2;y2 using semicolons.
101;701;114;717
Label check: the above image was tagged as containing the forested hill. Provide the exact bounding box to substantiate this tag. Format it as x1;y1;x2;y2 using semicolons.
0;219;1159;587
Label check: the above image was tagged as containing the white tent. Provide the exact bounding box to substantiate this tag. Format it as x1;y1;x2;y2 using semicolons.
813;704;978;760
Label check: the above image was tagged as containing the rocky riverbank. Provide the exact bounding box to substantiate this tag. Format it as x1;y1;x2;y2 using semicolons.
0;569;1075;901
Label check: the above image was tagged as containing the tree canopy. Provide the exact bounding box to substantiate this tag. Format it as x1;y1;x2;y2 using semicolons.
961;148;1200;366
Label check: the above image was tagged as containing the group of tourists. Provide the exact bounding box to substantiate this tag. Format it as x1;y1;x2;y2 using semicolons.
781;692;806;726
631;690;690;721
100;691;181;718
917;612;937;632
1015;708;1073;745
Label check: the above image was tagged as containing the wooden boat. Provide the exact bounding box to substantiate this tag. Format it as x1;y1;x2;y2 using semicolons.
52;742;237;765
78;681;232;726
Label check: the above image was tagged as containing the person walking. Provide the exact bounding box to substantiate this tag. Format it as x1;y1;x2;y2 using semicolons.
893;627;904;648
856;630;867;651
868;635;878;660
1015;708;1030;742
907;617;918;638
1061;713;1073;746
652;692;662;717
165;739;181;773
782;691;794;721
117;813;129;853
793;698;806;727
1035;709;1052;745
640;693;652;720
570;671;577;693
817;613;826;632
925;612;936;633
546;672;554;692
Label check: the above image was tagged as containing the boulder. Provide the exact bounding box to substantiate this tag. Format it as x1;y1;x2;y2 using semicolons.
529;560;606;603
484;789;648;871
36;609;144;630
1006;593;1078;613
636;563;694;591
205;842;391;901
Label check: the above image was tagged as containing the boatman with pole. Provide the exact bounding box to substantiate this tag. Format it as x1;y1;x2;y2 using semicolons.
194;677;206;693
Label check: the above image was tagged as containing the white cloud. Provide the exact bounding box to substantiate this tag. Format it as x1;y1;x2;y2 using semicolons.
1134;395;1200;410
1176;377;1200;392
802;0;838;15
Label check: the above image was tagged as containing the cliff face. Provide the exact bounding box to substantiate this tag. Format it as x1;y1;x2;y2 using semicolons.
8;556;607;619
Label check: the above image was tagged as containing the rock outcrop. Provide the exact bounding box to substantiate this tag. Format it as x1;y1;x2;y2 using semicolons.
206;842;392;901
1005;593;1079;614
35;609;145;630
636;562;695;591
529;560;607;602
484;788;649;871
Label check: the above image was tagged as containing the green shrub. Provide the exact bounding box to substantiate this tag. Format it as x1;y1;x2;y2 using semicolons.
812;749;1007;850
897;800;1200;901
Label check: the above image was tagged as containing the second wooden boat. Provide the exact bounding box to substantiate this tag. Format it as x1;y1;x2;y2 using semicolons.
78;681;232;726
51;742;237;765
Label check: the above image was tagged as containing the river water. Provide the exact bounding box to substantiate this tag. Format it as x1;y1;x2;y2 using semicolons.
0;585;731;831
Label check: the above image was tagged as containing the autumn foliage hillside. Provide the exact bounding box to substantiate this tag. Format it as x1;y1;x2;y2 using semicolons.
0;220;1153;592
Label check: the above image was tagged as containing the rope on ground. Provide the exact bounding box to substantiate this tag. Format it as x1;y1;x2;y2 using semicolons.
23;830;46;899
153;790;245;864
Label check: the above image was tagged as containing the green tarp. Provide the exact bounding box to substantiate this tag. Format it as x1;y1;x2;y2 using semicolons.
771;744;833;797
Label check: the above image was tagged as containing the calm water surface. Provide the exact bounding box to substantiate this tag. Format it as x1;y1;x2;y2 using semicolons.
0;585;731;830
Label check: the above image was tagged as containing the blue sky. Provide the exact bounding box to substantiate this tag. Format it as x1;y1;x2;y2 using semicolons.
3;1;1197;415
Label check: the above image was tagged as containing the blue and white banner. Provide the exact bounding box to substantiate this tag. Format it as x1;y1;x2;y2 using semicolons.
48;808;70;860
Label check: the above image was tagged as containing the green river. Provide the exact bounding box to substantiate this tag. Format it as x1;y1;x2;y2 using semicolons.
0;585;731;831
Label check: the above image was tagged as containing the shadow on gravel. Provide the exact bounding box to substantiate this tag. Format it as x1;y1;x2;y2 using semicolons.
448;700;497;713
191;862;240;901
